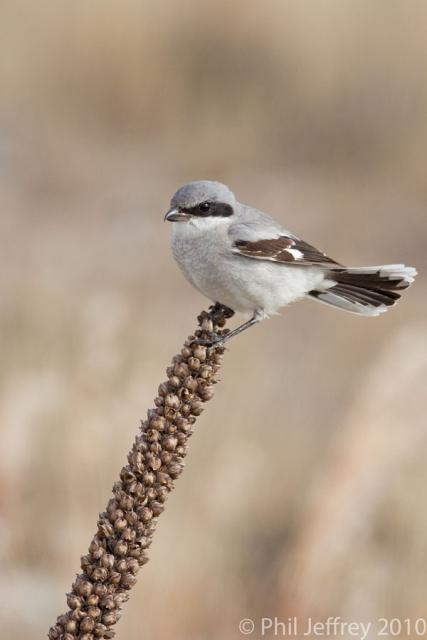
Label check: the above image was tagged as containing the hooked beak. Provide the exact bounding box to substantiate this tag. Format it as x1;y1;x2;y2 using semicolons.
164;208;191;222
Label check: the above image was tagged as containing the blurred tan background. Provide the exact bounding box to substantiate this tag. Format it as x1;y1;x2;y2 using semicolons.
1;1;426;638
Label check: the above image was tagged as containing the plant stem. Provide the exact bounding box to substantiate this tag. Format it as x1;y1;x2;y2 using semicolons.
48;305;232;640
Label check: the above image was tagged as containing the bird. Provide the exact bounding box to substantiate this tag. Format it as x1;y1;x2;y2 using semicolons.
164;180;417;345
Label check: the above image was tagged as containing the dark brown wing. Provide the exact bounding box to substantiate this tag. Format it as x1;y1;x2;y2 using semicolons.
232;236;341;267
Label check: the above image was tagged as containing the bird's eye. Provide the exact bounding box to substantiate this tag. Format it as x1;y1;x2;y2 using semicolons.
199;201;211;213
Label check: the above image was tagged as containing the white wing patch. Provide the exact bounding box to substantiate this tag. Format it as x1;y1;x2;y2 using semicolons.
232;235;339;267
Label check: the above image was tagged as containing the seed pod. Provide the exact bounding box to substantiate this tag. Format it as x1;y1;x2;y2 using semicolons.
114;517;127;531
200;315;213;332
187;357;200;371
102;610;120;627
190;400;204;416
65;618;77;633
168;375;181;388
67;594;82;609
160;450;173;464
163;435;178;451
149;415;166;431
143;470;155;485
109;571;122;585
100;594;115;609
119;494;133;511
80;616;95;633
199;364;213;379
184;376;198;391
100;554;115;569
76;580;93;597
115;558;128;573
150;441;162;455
181;346;192;358
174;361;190;378
121;573;137;588
94;623;107;637
114;541;128;556
149;456;161;471
199;385;215;401
140;507;153;523
87;593;99;606
164;393;180;409
93;583;108;597
87;606;101;619
157;381;169;397
91;567;108;582
151;501;164;517
192;344;207;361
168;462;184;478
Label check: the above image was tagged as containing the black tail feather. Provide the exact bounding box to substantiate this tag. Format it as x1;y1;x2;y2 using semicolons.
308;264;416;316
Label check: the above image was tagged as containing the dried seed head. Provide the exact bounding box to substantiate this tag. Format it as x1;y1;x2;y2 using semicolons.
49;306;230;640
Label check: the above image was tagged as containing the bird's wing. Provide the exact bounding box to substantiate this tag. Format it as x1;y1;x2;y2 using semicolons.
231;230;340;267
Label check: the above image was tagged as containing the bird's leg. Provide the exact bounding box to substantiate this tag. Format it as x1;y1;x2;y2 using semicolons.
194;309;263;347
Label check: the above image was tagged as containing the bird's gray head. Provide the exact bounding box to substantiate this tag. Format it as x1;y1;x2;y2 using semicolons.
165;180;236;223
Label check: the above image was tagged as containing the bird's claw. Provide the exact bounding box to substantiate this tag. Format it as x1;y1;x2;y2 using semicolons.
191;335;225;348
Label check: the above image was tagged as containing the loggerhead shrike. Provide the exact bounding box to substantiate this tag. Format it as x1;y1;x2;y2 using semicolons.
165;180;417;345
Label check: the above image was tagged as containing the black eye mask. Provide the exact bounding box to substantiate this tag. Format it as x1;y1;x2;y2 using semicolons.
181;201;234;218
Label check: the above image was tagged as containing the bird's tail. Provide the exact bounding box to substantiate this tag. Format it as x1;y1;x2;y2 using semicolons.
308;264;417;316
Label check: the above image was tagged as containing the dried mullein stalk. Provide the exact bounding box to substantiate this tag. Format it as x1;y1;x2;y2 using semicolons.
48;304;233;640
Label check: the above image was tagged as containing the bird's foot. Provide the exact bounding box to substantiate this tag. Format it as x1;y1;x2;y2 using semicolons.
191;333;226;348
208;303;235;327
